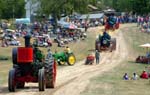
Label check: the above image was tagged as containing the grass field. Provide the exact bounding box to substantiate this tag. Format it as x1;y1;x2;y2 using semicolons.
81;24;150;95
81;61;150;95
0;28;98;85
121;24;150;56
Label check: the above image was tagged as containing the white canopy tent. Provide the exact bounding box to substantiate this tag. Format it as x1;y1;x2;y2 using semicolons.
139;43;150;48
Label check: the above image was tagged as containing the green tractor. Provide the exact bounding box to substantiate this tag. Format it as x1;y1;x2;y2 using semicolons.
53;51;76;66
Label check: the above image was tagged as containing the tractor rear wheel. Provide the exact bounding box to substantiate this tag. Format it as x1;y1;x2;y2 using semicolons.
67;54;76;65
8;69;16;92
46;62;56;88
38;68;45;91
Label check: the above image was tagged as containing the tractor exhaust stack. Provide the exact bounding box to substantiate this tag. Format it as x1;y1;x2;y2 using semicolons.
24;35;31;47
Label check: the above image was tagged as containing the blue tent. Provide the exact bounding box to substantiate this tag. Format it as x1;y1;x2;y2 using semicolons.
15;18;30;24
57;21;77;29
79;13;104;19
57;21;70;26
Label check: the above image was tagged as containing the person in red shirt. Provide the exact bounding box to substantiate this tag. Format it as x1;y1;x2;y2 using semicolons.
140;70;149;79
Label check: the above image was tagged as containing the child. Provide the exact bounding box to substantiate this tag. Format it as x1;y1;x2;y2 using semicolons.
123;73;129;80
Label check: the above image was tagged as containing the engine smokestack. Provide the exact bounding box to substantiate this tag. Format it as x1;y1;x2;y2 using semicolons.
24;35;31;47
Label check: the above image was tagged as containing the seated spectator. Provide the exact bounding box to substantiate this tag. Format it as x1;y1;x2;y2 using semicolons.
131;72;139;80
123;73;129;80
147;28;150;33
141;28;145;32
58;41;64;47
143;22;148;29
140;70;148;79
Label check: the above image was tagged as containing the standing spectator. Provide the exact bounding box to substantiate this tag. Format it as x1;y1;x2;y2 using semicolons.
95;50;100;64
46;49;53;59
146;52;150;64
84;21;88;32
148;16;150;28
140;17;144;26
137;16;140;27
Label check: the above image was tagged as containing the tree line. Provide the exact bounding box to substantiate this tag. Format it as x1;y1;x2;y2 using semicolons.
0;0;150;19
0;0;25;19
39;0;150;18
103;0;150;14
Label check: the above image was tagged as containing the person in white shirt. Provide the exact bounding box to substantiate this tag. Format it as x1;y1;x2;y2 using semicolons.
132;72;139;80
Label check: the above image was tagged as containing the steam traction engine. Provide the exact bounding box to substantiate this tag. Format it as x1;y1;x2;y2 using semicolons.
8;35;56;92
95;32;116;52
104;11;119;31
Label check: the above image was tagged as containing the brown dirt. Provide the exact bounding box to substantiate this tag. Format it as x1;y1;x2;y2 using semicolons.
0;26;129;95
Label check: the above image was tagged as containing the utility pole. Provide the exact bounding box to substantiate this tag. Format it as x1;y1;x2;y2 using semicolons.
9;0;16;25
13;2;15;23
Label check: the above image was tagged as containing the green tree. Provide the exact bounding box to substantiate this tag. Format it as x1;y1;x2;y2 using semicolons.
99;0;150;14
37;0;95;32
131;0;150;14
0;0;25;19
39;0;93;18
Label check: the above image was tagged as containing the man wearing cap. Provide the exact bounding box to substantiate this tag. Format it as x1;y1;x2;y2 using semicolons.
95;50;100;64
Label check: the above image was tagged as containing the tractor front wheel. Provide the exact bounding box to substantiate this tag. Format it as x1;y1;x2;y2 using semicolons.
38;68;45;91
46;62;56;88
67;54;76;65
57;57;65;65
58;61;65;65
8;69;16;92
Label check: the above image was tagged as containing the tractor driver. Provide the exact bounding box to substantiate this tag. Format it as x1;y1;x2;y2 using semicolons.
101;31;111;47
64;46;71;54
33;40;45;62
107;13;116;30
34;47;45;62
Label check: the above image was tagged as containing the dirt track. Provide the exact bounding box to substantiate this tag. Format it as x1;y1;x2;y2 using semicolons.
0;26;129;95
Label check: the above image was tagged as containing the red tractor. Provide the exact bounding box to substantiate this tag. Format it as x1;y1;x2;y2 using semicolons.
85;54;95;65
8;35;56;92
